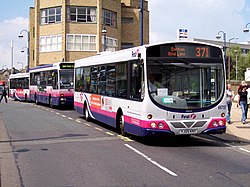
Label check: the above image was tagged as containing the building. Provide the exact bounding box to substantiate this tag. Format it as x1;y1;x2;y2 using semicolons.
29;0;149;68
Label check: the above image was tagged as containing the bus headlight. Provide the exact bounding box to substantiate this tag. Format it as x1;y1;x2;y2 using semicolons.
150;122;157;128
218;120;224;126
213;121;219;127
158;122;164;129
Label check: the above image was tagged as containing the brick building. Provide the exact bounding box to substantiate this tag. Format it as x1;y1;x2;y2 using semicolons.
29;0;149;68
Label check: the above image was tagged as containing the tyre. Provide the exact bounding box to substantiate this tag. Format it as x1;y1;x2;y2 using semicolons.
118;114;126;136
84;104;91;121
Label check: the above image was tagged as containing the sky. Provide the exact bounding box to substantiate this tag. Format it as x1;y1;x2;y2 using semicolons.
1;0;250;69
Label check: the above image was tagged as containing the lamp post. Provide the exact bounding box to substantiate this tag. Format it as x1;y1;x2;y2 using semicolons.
17;62;23;70
140;0;144;46
243;23;250;33
216;31;227;61
101;27;107;51
18;29;30;72
228;37;238;81
235;50;238;81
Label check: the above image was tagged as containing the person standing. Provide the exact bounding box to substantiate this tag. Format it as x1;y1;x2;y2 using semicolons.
238;86;248;124
226;84;234;124
0;86;8;103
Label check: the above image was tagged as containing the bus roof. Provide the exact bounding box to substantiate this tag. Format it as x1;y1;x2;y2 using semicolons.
29;62;74;72
9;72;29;79
75;40;223;68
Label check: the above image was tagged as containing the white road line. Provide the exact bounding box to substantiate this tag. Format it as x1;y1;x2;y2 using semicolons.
75;120;81;123
124;144;177;177
61;115;66;118
84;123;91;127
56;112;60;115
95;127;103;131
239;147;250;153
106;132;114;136
68;117;73;120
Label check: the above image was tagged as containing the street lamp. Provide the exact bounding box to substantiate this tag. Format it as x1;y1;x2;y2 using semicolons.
243;23;250;33
228;37;238;81
235;50;238;81
17;62;23;70
18;29;30;72
101;27;107;51
216;31;227;60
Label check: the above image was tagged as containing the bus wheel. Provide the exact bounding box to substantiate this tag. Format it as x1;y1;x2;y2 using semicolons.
25;94;27;102
118;114;126;136
49;97;53;108
35;95;39;105
84;104;91;122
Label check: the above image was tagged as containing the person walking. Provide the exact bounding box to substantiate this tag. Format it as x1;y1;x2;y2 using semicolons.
0;86;8;103
226;84;234;124
238;86;248;124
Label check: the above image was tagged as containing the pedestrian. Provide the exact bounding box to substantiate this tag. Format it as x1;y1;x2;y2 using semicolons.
0;86;8;103
237;81;249;119
237;86;248;124
226;83;235;124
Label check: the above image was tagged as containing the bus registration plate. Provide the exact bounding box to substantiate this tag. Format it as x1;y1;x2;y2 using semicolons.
179;129;198;135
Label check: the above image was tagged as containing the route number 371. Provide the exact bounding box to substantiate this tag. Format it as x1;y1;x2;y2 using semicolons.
196;47;209;57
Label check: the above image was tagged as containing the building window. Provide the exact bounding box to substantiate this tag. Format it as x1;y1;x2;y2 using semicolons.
66;34;97;51
121;17;134;24
41;7;62;25
121;43;134;49
67;6;97;23
103;9;117;28
40;35;62;52
102;36;118;52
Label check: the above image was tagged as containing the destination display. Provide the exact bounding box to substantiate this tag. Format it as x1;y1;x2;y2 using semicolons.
60;63;74;69
147;43;222;58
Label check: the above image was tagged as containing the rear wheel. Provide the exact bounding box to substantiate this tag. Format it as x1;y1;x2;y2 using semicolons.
49;97;53;108
84;104;91;121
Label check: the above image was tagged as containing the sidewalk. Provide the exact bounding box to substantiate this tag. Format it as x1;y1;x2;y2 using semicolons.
226;102;250;141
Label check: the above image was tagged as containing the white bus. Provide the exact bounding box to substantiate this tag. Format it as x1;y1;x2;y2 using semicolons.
74;41;227;137
29;62;74;107
9;72;30;101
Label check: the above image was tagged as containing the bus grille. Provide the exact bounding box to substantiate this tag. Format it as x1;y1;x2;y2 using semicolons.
170;121;207;129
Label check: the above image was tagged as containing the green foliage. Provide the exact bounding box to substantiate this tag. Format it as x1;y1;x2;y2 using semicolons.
227;45;249;81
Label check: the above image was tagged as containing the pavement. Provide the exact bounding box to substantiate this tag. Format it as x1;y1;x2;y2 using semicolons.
225;102;250;142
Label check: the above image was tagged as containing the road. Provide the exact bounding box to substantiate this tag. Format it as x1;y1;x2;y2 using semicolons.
0;100;250;187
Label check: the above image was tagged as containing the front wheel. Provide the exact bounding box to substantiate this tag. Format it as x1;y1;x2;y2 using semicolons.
118;114;126;136
49;97;54;108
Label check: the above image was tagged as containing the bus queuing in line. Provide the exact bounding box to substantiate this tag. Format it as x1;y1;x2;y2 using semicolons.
9;73;30;101
29;62;74;108
74;41;227;137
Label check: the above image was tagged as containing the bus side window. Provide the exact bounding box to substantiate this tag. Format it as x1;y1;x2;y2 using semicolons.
116;62;127;98
129;60;143;100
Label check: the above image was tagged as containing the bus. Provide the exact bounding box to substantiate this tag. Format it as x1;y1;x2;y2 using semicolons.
9;73;30;101
29;62;74;107
74;41;226;137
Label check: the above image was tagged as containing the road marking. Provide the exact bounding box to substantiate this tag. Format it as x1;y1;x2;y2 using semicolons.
95;127;103;131
56;112;60;115
68;117;73;120
106;132;114;136
117;135;133;142
75;119;81;123
124;144;177;177
239;147;250;153
84;123;91;127
61;115;66;118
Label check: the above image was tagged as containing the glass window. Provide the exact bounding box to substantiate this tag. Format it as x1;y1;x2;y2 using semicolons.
67;6;96;23
116;62;127;98
59;70;74;89
66;34;97;51
75;68;84;92
40;35;62;52
102;9;117;28
40;7;61;25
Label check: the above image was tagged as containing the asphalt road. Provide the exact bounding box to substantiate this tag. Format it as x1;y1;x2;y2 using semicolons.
0;100;250;187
